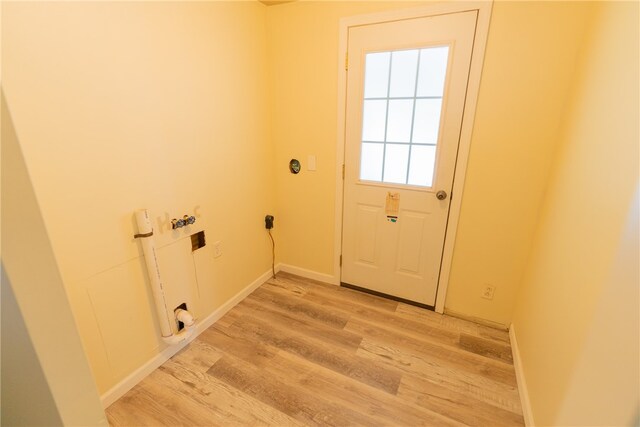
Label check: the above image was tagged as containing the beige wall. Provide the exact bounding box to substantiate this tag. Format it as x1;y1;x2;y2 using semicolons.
511;1;639;424
267;1;426;275
2;269;63;426
267;1;593;326
443;1;593;325
4;2;638;420
2;94;107;426
555;186;639;427
2;1;275;393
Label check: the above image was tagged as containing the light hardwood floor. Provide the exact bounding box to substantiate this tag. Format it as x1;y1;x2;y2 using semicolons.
106;273;524;426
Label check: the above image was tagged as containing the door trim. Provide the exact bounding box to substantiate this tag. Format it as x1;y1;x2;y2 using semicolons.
333;2;493;313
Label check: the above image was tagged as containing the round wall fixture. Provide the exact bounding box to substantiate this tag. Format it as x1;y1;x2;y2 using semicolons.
289;158;301;174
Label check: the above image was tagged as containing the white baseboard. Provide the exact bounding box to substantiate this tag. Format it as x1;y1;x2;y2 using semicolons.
510;324;535;426
277;263;337;285
100;267;273;408
444;308;509;330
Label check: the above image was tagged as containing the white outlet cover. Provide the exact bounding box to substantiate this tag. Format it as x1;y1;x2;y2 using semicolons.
213;241;222;258
308;155;317;171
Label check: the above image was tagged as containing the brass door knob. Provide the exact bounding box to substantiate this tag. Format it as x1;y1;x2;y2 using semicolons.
436;190;448;200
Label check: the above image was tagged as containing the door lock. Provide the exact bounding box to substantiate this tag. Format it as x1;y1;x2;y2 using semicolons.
436;190;448;200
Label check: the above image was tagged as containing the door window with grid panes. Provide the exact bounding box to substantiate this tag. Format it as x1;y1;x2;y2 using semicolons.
359;46;449;187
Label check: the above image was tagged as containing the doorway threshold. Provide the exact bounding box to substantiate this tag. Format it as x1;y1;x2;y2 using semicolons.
340;282;435;311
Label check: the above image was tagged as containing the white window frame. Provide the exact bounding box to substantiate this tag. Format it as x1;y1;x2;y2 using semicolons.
359;46;450;188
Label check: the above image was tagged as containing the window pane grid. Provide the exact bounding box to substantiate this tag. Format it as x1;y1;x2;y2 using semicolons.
362;141;437;146
405;49;422;185
360;47;449;187
379;53;394;186
364;96;443;101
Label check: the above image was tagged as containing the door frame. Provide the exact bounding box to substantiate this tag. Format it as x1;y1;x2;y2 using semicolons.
333;1;493;313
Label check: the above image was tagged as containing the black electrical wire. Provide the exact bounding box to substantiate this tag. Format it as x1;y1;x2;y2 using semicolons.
268;228;275;279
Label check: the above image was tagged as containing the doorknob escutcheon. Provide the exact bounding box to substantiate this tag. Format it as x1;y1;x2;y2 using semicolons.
436;190;448;200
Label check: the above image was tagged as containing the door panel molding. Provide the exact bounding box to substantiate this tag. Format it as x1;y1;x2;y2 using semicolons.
333;2;493;312
396;211;427;275
355;204;380;264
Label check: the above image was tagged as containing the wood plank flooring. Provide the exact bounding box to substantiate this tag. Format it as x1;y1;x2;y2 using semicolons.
106;273;524;426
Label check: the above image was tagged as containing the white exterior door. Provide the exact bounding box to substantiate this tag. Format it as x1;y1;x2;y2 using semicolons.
341;11;477;306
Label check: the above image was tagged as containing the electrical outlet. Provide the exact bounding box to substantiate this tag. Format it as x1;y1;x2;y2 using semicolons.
481;285;495;300
265;215;274;229
213;241;222;258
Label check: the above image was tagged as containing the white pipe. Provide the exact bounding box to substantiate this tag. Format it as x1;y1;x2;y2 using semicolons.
135;209;195;345
175;308;195;327
135;209;173;338
162;327;194;345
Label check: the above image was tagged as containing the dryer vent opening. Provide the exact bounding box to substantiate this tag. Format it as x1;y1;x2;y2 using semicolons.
191;231;206;251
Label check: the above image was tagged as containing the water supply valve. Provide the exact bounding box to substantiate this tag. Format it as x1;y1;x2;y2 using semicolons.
171;218;186;229
172;214;196;229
